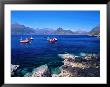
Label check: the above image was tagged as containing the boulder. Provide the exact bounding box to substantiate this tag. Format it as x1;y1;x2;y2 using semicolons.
31;64;51;77
11;64;20;76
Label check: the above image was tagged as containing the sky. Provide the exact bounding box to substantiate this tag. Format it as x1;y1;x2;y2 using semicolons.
11;11;100;32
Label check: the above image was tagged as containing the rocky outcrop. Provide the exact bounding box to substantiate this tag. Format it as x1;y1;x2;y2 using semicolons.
23;53;99;77
24;64;51;77
11;64;20;76
57;53;100;77
58;66;78;77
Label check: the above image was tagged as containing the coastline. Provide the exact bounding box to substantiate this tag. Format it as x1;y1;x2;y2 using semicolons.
11;53;100;77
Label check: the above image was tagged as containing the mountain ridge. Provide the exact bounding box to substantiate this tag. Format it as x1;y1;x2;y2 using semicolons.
11;23;100;35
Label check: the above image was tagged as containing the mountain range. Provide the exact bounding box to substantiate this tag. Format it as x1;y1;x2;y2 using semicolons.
11;23;100;35
11;23;36;35
89;26;100;35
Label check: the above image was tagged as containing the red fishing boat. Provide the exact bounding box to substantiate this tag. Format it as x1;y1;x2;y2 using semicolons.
47;37;57;43
20;37;34;44
20;38;30;43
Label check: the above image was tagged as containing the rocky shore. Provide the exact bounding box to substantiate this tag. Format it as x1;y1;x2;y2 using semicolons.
11;53;100;77
53;53;100;77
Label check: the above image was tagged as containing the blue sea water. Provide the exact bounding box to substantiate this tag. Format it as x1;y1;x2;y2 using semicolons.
11;35;100;76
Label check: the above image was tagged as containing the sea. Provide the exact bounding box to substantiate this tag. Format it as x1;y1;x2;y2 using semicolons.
11;35;100;77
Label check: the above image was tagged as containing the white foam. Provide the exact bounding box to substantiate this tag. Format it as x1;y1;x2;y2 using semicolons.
58;53;75;59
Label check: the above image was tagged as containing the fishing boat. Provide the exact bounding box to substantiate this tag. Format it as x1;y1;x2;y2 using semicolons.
20;36;34;44
20;38;30;43
47;37;57;43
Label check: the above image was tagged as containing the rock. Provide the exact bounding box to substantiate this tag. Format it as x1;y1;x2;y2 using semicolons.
78;67;100;77
58;69;78;77
11;64;20;76
58;53;100;77
63;57;89;69
74;57;83;62
11;64;20;72
84;55;93;60
58;65;79;77
31;64;51;77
